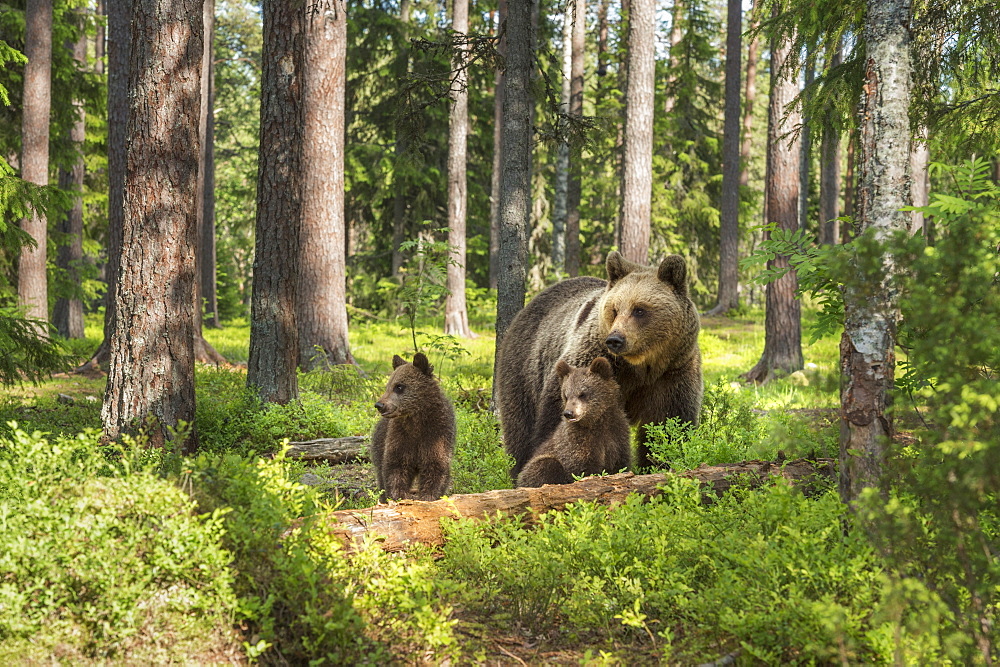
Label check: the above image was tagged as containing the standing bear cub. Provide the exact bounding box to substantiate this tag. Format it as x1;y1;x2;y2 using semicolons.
517;357;631;488
370;353;456;501
496;251;703;477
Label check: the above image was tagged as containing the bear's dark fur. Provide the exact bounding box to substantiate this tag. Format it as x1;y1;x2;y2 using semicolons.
370;353;456;501
517;357;632;488
496;252;702;476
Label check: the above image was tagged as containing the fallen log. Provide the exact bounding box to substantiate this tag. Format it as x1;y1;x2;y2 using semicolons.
317;458;835;553
285;436;368;463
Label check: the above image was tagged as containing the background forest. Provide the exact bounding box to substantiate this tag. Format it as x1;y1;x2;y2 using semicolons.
2;0;1000;663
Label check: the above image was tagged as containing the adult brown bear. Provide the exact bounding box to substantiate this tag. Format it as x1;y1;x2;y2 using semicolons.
496;251;702;477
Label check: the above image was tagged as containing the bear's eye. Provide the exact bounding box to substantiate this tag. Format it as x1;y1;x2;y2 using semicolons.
394;383;405;393
611;307;618;319
632;307;646;318
578;392;588;400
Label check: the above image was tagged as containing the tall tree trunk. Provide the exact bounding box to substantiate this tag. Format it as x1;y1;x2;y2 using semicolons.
551;4;573;274
494;0;534;355
619;0;655;265
19;0;52;326
596;0;608;77
842;128;856;243
839;0;913;504
102;0;202;453
444;0;476;338
391;0;412;278
80;0;128;371
662;0;683;115
298;0;355;369
564;0;584;277
707;0;742;316
94;0;105;75
819;44;842;246
799;60;814;235
489;0;507;291
743;25;802;384
909;125;929;235
738;15;758;190
53;27;87;339
248;0;303;405
200;0;221;328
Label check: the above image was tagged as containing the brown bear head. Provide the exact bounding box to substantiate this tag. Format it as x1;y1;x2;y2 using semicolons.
597;251;699;371
556;356;620;425
374;353;436;419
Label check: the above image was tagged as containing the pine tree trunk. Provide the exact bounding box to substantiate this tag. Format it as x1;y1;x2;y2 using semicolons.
738;15;758;190
595;0;608;77
53;27;87;339
707;0;742;316
102;0;202;453
799;60;814;234
200;0;221;329
444;0;476;339
662;0;683;116
298;0;355;369
843;129;856;243
619;0;655;265
80;0;128;372
391;0;412;278
818;44;842;246
494;0;534;353
839;0;913;504
247;0;303;405
19;0;52;326
488;0;507;291
564;0;584;277
551;6;573;275
743;25;802;384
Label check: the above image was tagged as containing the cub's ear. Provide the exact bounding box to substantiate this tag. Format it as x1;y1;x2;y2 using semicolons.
589;356;613;380
657;254;689;294
392;354;406;369
555;359;572;380
412;352;433;375
606;251;639;287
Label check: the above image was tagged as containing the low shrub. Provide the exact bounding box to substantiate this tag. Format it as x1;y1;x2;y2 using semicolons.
0;426;239;662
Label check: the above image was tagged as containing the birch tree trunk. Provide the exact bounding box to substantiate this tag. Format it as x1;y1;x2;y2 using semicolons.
743;24;802;384
19;0;52;326
494;0;534;353
619;0;655;265
909;125;929;235
298;0;355;369
247;0;303;405
102;0;202;453
839;0;913;503
707;0;742;316
444;0;476;339
53;27;87;339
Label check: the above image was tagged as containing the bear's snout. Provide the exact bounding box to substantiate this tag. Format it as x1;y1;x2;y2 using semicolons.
562;409;575;421
605;332;626;354
375;401;389;415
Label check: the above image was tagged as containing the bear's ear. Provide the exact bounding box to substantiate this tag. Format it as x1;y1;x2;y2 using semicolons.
657;255;689;294
589;356;613;380
555;359;572;380
392;354;406;369
412;352;433;376
606;251;639;287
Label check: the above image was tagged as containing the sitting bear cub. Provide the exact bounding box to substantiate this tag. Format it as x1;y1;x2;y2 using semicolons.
517;357;631;488
371;353;455;501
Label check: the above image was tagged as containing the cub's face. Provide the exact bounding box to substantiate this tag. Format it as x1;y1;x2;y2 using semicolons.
598;252;696;366
557;358;618;426
374;353;435;419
